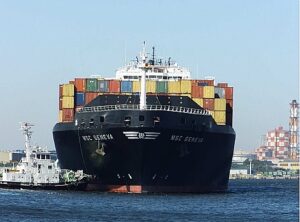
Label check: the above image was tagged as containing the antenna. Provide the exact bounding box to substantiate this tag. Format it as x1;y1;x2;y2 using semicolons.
152;46;155;65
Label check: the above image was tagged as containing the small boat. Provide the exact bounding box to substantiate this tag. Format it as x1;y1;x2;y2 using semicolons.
0;122;89;191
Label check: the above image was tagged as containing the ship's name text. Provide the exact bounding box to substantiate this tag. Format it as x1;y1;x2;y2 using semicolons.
82;134;114;141
170;135;203;143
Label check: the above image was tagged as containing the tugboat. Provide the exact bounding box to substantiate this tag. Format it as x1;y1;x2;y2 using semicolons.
0;122;89;190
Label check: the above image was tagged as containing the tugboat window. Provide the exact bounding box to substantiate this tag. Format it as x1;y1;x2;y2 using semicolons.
139;115;145;121
124;116;131;126
100;116;104;123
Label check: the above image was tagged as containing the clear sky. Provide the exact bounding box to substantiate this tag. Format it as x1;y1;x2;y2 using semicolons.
0;0;298;152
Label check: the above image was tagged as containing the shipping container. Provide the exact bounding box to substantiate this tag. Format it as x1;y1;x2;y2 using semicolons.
214;98;226;111
203;86;215;98
156;81;168;93
193;79;214;86
59;85;63;97
61;108;74;122
192;98;203;107
132;81;140;93
217;83;228;87
146;80;156;93
98;80;109;92
62;84;74;97
86;78;98;92
224;87;233;100
168;81;181;93
214;87;225;98
226;99;233;111
203;98;214;110
191;85;204;98
85;92;99;104
74;78;86;92
180;80;192;93
59;98;62;110
214;111;226;124
121;81;133;92
109;80;120;93
75;92;85;106
62;96;74;109
181;93;191;98
58;110;63;122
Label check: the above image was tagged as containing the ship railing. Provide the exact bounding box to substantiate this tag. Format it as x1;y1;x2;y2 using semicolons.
78;104;210;116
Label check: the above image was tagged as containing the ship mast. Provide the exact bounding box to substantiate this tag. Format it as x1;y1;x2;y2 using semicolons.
21;122;33;163
139;42;147;110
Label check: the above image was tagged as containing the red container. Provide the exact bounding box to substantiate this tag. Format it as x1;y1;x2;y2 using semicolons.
62;108;74;122
226;99;233;109
85;92;98;104
75;78;86;92
217;83;228;87
224;87;233;100
203;99;214;110
191;85;204;98
109;80;120;93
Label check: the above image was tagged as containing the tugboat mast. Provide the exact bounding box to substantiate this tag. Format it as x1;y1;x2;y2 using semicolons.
20;122;33;163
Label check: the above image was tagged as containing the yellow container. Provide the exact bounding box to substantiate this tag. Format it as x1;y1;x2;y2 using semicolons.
62;84;75;97
214;111;226;123
193;98;203;107
180;80;192;93
168;81;181;93
146;80;156;93
181;93;191;98
132;81;140;93
62;96;74;109
203;86;214;98
214;98;226;111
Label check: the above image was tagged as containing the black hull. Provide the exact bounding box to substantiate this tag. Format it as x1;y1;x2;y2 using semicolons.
0;181;88;191
53;108;235;193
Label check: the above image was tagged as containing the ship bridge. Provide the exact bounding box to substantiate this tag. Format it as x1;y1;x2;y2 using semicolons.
115;46;191;81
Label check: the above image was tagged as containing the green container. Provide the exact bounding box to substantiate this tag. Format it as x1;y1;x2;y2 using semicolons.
156;81;168;93
86;78;98;92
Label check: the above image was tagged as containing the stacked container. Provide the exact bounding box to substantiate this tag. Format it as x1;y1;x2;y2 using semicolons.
59;84;75;122
58;78;234;126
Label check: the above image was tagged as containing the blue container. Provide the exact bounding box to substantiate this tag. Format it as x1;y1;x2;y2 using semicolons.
75;92;85;106
98;80;109;92
198;82;208;86
121;81;132;92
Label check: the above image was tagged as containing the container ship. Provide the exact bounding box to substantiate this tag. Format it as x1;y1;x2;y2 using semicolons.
53;45;236;193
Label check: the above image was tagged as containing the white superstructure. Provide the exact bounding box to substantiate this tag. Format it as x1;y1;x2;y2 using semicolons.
115;44;191;81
